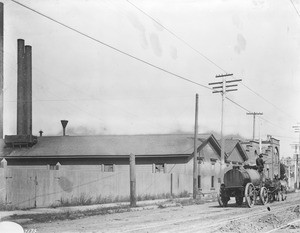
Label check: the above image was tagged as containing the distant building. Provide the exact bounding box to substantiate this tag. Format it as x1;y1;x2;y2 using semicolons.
241;135;280;179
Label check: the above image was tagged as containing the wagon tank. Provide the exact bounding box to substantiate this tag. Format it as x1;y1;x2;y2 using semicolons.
224;167;261;188
218;166;268;208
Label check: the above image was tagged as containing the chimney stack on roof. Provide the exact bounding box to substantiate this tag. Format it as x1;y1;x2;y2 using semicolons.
4;37;37;148
17;39;32;136
61;120;68;136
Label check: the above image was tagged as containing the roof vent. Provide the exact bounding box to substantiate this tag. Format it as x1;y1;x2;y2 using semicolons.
61;120;68;136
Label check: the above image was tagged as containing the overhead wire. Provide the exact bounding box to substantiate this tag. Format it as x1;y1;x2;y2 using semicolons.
126;0;227;73
9;0;210;91
7;0;298;138
125;0;299;124
289;0;300;19
240;83;298;122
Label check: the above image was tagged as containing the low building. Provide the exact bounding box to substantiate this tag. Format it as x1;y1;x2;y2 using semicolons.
0;133;252;208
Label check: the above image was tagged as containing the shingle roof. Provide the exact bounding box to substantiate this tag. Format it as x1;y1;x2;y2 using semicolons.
2;134;213;158
221;139;248;161
224;139;240;154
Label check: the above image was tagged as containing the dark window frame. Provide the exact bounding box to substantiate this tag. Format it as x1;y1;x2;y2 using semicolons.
155;163;165;173
103;164;114;172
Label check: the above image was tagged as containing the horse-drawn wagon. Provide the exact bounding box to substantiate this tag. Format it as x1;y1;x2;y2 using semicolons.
217;165;287;208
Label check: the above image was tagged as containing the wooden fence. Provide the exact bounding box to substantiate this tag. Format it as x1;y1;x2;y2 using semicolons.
0;164;192;209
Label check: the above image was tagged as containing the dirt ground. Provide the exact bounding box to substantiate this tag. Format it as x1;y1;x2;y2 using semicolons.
10;192;300;233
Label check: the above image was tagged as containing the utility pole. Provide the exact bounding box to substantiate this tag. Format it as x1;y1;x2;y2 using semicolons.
0;3;3;139
246;112;263;140
193;93;199;199
209;74;242;183
130;153;136;207
293;125;300;189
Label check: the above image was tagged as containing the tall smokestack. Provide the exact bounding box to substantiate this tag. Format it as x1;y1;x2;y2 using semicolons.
61;120;68;136
25;45;32;135
17;39;26;135
0;2;3;139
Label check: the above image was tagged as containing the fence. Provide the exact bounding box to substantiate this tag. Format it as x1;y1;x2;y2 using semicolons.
0;163;192;209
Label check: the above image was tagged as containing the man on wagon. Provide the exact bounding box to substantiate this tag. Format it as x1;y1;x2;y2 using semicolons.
256;153;265;173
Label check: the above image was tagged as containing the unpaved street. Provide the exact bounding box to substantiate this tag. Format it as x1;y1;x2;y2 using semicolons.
23;192;300;233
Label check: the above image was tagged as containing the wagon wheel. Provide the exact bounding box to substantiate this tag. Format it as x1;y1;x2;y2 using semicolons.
268;191;275;203
235;196;243;206
259;187;268;205
245;183;256;208
217;185;229;207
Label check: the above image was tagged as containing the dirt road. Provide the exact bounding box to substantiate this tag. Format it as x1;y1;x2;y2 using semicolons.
23;192;300;233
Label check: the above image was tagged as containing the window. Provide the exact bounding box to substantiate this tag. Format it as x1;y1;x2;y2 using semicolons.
155;164;165;173
210;159;216;169
210;158;217;164
198;175;201;189
49;164;59;170
103;164;114;172
211;176;215;188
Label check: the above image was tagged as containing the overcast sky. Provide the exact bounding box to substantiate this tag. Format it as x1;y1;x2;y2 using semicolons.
2;0;300;157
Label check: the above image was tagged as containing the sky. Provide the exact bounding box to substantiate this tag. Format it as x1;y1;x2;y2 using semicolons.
1;0;300;157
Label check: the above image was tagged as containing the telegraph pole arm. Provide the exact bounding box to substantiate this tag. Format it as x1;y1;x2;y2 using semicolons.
208;74;241;184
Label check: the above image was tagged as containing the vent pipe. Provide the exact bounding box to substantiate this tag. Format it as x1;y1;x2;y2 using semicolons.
61;120;68;136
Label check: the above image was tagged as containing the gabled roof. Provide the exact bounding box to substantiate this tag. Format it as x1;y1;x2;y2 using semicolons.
2;134;215;158
223;139;248;162
198;134;222;157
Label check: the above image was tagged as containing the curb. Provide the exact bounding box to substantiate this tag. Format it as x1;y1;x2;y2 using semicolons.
0;198;191;221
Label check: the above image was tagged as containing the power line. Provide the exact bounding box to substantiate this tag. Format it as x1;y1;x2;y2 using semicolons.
9;0;210;90
125;0;299;123
9;0;297;138
289;0;300;19
240;83;298;122
226;97;251;113
126;0;227;73
226;96;294;134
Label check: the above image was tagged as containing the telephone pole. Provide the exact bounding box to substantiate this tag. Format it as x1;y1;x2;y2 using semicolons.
293;124;300;189
246;112;263;140
193;93;199;199
209;74;241;183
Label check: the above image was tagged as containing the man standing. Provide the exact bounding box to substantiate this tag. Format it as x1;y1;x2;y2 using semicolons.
256;154;265;173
